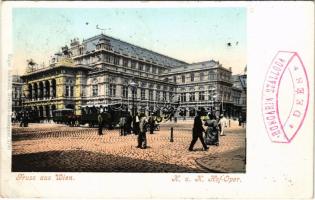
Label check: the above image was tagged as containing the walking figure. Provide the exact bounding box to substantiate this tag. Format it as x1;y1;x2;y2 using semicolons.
137;113;147;149
98;112;103;135
119;116;126;136
126;112;132;135
20;112;25;127
148;114;155;134
189;111;208;151
204;113;219;146
218;114;227;136
239;116;242;126
133;113;140;135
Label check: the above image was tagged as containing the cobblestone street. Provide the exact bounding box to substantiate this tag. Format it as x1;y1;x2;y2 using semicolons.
12;120;246;173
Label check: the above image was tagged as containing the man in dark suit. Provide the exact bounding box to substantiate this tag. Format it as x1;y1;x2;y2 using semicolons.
189;111;208;151
98;112;103;135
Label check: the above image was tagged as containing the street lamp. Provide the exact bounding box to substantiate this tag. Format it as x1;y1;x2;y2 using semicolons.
129;80;138;121
209;86;216;114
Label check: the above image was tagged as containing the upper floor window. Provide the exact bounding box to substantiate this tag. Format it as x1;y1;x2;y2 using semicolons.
152;67;157;74
149;90;153;101
182;75;185;83
123;58;128;67
139;63;144;71
92;85;98;97
141;89;146;100
173;76;177;83
189;92;195;102
131;61;136;69
70;86;74;97
180;93;186;102
79;46;84;55
156;91;160;101
146;65;150;72
199;91;205;101
105;55;110;63
109;84;116;97
163;91;167;101
122;86;128;98
114;57;119;65
169;92;173;102
190;73;194;82
200;72;204;81
66;86;69;97
209;73;216;80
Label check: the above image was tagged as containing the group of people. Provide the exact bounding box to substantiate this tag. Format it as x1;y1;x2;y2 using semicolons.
97;112;157;149
97;108;231;151
12;111;30;127
131;113;158;149
118;113;133;136
189;111;227;151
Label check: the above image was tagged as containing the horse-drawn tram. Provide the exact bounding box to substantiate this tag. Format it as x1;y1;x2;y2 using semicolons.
52;103;129;128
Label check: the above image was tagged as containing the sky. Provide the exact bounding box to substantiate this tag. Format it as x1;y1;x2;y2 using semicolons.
12;7;246;75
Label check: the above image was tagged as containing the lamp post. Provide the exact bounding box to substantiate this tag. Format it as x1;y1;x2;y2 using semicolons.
129;80;138;120
209;86;216;114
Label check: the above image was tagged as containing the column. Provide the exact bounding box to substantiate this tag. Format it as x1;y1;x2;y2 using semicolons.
25;84;30;101
43;106;46;118
32;83;35;100
136;88;140;101
49;80;53;98
43;82;47;99
37;82;40;100
49;105;53;117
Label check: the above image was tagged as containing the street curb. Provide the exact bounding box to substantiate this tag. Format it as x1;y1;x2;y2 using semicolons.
195;147;246;173
195;159;224;173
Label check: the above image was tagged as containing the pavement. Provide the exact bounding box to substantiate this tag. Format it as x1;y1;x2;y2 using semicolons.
11;119;246;173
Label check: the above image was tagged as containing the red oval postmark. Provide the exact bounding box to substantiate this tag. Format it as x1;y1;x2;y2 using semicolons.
262;51;309;143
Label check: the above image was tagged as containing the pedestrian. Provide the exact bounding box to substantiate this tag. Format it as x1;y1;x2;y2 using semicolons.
25;111;29;127
218;114;227;136
133;112;140;135
126;112;132;135
204;113;219;145
239;116;242;126
189;111;209;151
148;114;155;134
12;111;16;123
119;116;126;136
98;112;103;135
20;112;25;127
137;113;147;149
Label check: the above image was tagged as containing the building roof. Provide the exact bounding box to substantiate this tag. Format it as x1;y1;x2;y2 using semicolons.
162;60;228;75
83;34;188;67
232;74;247;90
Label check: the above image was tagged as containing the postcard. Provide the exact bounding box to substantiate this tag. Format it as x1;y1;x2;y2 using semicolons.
0;1;313;199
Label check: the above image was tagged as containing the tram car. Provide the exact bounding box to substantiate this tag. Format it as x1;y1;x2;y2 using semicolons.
80;104;129;128
53;109;76;125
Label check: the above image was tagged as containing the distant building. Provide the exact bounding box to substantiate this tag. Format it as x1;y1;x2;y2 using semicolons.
232;73;247;120
160;60;241;117
20;33;244;120
12;75;23;113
